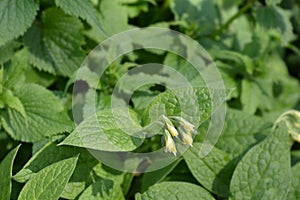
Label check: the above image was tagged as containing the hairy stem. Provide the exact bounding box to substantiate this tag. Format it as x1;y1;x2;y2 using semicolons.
211;0;256;38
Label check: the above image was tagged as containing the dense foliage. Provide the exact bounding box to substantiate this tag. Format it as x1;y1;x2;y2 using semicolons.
0;0;300;199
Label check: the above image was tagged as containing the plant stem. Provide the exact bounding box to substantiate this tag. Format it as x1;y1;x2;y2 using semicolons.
287;44;300;56
211;0;256;38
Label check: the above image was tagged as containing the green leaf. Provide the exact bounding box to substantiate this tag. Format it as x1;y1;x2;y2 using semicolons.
78;179;125;200
119;0;150;18
18;156;78;200
60;108;144;151
229;126;291;199
0;0;39;46
92;162;134;196
13;141;98;199
170;0;218;36
55;0;103;32
266;0;282;6
0;41;21;65
85;0;128;42
287;162;300;199
183;142;234;197
255;5;296;45
141;159;181;192
2;51;27;89
93;163;125;186
240;80;261;114
291;150;300;166
0;144;20;200
24;7;85;76
61;152;98;199
215;109;270;159
142;87;226;128
1;84;73;142
0;89;26;120
163;53;205;87
135;181;215;200
211;50;254;75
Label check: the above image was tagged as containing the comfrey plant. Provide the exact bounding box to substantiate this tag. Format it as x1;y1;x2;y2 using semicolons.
162;115;196;156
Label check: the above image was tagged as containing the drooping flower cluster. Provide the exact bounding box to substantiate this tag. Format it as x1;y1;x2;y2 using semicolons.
274;110;300;143
162;115;196;156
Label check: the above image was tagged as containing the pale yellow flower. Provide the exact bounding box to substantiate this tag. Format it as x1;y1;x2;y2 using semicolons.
163;115;179;137
178;126;193;147
164;130;177;156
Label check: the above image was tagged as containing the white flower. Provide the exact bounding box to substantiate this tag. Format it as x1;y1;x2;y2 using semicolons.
181;118;195;133
164;130;177;156
178;126;193;147
170;116;195;133
163;115;179;137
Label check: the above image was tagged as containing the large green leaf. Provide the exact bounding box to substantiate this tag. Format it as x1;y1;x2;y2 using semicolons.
215;109;270;159
1;84;73;142
229;126;291;199
288;162;300;199
60;108;144;151
255;5;296;45
55;0;102;32
135;181;215;200
18;156;78;199
184;143;234;197
79;179;125;200
24;7;85;76
0;0;39;46
13;141;98;199
0;145;20;200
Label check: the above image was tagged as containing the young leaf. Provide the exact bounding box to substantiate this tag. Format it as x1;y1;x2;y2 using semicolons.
1;84;73;142
2;51;27;89
18;156;78;200
78;179;125;200
0;0;39;46
183;142;234;197
229;126;291;199
0;144;21;200
135;181;215;200
0;89;26;120
24;7;85;76
240;80;261;114
60;108;144;151
143;87;224;126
